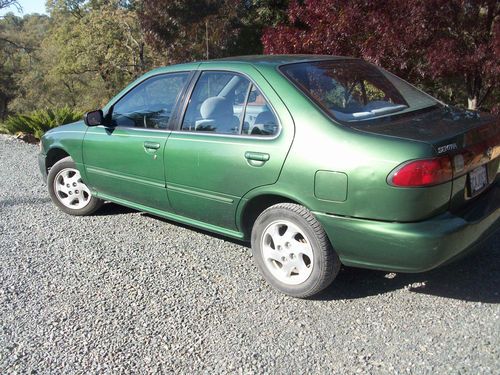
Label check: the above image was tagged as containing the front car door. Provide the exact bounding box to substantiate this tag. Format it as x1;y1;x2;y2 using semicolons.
82;71;192;210
164;62;294;230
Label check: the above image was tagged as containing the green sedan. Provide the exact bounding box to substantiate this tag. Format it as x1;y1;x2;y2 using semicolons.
38;55;500;298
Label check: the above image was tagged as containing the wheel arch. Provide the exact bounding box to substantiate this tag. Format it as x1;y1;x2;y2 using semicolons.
45;147;70;173
238;192;308;240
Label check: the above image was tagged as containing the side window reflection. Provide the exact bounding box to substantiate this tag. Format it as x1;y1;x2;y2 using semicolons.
181;72;279;136
112;73;189;129
242;85;279;136
182;72;249;134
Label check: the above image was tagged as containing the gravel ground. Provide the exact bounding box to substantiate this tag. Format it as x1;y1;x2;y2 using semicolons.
0;134;499;374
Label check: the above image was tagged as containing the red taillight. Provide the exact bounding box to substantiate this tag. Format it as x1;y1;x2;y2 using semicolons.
389;156;453;187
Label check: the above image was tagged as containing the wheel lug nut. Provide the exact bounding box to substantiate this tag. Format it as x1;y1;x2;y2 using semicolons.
281;256;286;262
73;182;77;187
289;253;294;259
75;190;79;194
277;245;282;251
68;191;72;195
66;184;70;188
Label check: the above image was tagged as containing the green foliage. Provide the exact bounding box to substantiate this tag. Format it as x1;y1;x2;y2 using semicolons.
138;0;289;61
43;1;154;109
1;107;83;138
0;0;496;130
0;13;50;118
0;1;155;120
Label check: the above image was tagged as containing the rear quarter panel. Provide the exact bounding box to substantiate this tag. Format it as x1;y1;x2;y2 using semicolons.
252;64;451;222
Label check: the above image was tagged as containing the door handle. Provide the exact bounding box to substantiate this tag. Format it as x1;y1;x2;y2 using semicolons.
245;151;270;162
144;141;160;150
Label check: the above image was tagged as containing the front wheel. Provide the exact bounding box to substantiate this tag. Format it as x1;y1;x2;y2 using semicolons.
47;156;103;216
251;203;340;298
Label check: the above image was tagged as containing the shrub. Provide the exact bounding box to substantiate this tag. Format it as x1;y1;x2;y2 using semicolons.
1;107;83;139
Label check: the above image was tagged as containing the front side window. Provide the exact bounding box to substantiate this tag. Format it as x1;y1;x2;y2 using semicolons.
280;60;438;123
181;71;279;136
112;72;189;129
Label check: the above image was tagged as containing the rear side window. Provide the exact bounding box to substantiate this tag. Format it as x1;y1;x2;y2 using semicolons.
242;85;279;136
280;60;438;123
181;71;278;136
111;72;189;129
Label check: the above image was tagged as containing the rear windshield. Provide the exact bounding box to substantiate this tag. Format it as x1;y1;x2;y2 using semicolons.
280;59;439;123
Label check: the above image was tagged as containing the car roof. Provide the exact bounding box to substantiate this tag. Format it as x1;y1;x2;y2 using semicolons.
152;55;357;73
210;54;354;66
143;55;361;82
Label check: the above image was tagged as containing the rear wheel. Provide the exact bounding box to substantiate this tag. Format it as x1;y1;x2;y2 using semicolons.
47;156;103;216
251;203;340;298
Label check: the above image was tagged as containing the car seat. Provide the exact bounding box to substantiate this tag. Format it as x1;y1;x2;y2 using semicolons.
195;97;240;133
249;110;277;135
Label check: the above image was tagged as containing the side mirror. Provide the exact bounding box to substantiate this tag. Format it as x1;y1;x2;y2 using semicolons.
84;109;104;126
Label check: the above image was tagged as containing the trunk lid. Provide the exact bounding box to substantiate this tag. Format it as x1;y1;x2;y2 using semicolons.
351;106;500;210
349;106;498;147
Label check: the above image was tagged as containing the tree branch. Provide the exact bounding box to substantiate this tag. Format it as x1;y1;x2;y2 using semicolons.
478;85;493;107
0;0;21;12
0;37;34;53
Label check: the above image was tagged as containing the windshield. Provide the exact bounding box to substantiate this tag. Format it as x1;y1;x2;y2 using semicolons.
280;59;439;123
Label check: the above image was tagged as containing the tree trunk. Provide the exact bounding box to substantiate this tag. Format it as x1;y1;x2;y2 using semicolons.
468;96;478;111
139;42;145;73
466;71;482;111
0;96;8;121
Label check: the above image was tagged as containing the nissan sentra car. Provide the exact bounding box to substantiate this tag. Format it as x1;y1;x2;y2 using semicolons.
38;55;500;298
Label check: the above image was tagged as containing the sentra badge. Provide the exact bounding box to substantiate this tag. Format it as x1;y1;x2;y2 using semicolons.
437;143;458;154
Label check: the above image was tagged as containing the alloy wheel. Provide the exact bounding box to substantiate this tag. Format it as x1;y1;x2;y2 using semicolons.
261;220;314;285
53;168;91;210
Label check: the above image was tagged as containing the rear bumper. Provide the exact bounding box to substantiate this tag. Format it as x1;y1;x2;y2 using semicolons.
38;153;47;183
314;182;500;272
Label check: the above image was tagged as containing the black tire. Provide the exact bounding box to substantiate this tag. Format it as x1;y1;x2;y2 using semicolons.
47;156;103;216
251;203;340;298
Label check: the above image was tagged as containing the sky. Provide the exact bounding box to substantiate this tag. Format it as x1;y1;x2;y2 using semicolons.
0;0;47;16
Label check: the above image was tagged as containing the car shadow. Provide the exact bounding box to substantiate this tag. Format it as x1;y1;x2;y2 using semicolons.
315;235;500;303
95;202;137;216
0;197;51;207
111;209;499;304
140;212;249;247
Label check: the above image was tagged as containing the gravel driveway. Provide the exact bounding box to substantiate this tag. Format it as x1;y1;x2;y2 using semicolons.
0;134;499;374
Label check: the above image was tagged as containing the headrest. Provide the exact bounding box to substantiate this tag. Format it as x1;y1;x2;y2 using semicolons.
200;97;233;119
254;111;276;125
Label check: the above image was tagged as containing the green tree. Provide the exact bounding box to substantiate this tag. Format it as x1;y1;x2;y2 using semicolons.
138;0;289;62
42;0;153;110
1;0;291;122
0;13;49;118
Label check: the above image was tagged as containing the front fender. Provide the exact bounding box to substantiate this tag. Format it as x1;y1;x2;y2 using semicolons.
41;121;88;179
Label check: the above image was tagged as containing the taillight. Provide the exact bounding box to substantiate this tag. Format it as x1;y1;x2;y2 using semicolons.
388;156;453;187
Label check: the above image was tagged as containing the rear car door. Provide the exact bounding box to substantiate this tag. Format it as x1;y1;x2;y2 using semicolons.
82;72;191;210
164;63;294;230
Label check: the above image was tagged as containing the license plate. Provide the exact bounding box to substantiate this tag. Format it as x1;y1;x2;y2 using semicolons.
469;165;488;196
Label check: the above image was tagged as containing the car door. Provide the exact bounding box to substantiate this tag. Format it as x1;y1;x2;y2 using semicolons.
164;64;294;230
82;72;191;210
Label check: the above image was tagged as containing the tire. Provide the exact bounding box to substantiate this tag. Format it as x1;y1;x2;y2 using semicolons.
251;203;340;298
47;156;103;216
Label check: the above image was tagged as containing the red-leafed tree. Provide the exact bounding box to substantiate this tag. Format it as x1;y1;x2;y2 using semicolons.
425;1;499;110
263;0;499;111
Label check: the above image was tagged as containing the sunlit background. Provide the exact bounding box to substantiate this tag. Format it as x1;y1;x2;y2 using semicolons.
0;0;46;16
